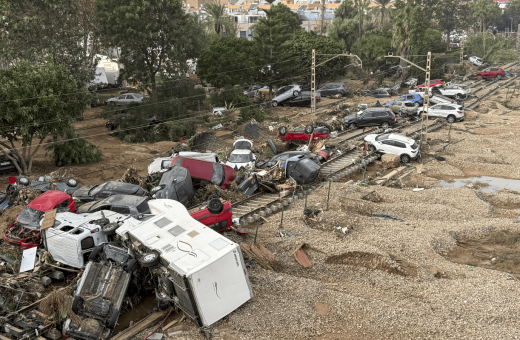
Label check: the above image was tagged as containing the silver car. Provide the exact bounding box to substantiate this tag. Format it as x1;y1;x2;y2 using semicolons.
389;100;418;117
106;93;144;106
419;103;464;123
272;85;301;107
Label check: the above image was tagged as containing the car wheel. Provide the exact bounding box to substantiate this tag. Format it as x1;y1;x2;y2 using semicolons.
447;115;456;124
267;139;278;155
278;126;288;137
381;122;390;129
101;222;119;236
304;124;314;135
272;101;278;107
400;154;411;164
348;123;357;130
139;251;160;268
109;101;116;106
496;74;502;80
413;102;419;108
369;145;376;152
293;90;299;96
88;245;104;262
208;194;219;201
66;179;77;187
208;198;224;215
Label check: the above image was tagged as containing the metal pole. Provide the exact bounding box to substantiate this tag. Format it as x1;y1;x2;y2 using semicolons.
326;181;331;210
311;49;316;124
419;52;432;151
305;191;308;209
448;122;452;142
254;222;259;243
280;203;284;226
460;40;464;65
517;24;520;51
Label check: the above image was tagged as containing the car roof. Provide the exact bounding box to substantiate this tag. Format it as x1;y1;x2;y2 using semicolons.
388;133;415;144
28;190;71;211
97;194;147;206
366;107;389;111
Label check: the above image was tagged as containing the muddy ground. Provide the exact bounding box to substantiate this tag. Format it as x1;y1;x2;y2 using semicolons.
3;75;520;339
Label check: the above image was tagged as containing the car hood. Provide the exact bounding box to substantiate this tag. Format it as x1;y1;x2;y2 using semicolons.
364;134;378;143
72;184;97;198
343;114;357;122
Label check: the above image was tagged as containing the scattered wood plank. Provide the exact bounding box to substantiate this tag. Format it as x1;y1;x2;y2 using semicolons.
111;310;170;340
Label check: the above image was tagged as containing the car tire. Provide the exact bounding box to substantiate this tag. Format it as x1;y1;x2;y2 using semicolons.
447;115;456;124
496;74;502;80
208;194;219;201
348;123;357;130
109;101;116;106
88;245;104;262
208;198;224;215
304;124;314;135
139;251;160;268
267;139;278;155
101;222;119;236
293;90;299;96
381;122;390;129
369;145;376;152
66;179;77;187
401;154;411;164
71;295;82;313
278;126;288;137
272;101;278;107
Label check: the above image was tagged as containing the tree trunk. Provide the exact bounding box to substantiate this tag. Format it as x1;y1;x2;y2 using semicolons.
321;0;326;34
381;7;384;29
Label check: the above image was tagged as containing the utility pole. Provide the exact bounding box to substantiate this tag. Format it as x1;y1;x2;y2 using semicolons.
419;52;432;150
311;50;362;122
320;0;326;34
460;39;464;65
517;24;520;51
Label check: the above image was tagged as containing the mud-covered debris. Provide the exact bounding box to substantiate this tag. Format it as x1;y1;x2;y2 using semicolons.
39;287;82;326
293;243;312;268
240;243;275;270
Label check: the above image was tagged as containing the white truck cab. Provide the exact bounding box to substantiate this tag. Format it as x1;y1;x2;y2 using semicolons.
43;210;137;268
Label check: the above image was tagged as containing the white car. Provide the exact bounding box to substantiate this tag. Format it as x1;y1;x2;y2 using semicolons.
225;139;256;170
418;103;464;123
213;107;226;115
106;93;144;106
272;85;301;107
469;56;483;66
364;133;419;164
437;84;471;98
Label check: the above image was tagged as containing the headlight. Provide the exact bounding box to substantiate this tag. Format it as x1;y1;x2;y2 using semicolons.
151;185;165;193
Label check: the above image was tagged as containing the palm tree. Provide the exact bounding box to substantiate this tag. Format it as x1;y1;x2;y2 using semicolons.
204;3;226;35
374;0;391;28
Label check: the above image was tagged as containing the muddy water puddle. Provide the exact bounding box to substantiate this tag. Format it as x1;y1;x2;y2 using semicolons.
114;293;157;333
446;230;520;278
438;176;520;193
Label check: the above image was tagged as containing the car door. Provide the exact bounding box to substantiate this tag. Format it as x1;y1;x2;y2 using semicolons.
392;141;407;155
126;94;135;103
359;112;376;127
439;105;454;118
116;95;126;105
389;101;400;113
379;140;397;154
427;104;441;118
319;85;330;96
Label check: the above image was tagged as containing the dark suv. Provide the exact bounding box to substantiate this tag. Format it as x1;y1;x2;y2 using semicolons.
318;83;348;97
343;107;396;130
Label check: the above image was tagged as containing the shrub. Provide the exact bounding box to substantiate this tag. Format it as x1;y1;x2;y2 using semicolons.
46;130;102;167
238;106;270;124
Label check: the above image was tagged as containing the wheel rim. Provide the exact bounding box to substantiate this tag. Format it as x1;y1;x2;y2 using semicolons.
272;101;277;107
402;156;409;163
382;123;389;128
143;254;156;262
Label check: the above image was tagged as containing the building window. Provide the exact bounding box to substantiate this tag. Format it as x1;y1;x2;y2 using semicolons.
240;31;247;38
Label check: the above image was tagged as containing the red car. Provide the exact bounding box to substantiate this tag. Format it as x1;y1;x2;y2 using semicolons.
172;156;236;189
416;79;444;89
278;125;329;144
4;190;76;249
474;68;506;80
190;197;234;232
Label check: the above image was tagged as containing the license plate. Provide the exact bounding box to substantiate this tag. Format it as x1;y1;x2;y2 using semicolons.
0;162;10;166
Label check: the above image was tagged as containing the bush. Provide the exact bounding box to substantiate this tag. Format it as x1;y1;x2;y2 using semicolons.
47;130;102;167
208;88;252;109
238;106;270;124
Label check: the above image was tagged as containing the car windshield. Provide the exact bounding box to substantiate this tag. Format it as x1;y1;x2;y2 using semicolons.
229;153;252;163
234;141;252;150
375;134;390;141
133;94;143;98
411;142;419;150
17;207;44;227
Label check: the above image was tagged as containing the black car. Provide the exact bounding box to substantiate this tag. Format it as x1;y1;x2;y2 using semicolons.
0;154;16;175
279;93;312;107
317;83;349;97
7;177;80;196
77;194;150;216
150;165;194;206
343;107;396;130
363;89;392;98
73;180;149;202
256;151;321;169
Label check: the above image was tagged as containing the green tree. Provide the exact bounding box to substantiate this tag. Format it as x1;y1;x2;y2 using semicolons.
470;0;501;32
0;0;95;85
96;0;207;97
373;0;392;28
197;37;258;88
283;30;348;86
328;0;359;51
352;30;394;68
465;33;518;63
204;3;237;37
0;61;89;174
254;0;303;99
